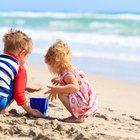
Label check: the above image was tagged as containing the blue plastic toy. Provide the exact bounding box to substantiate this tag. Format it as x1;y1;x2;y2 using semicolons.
30;97;49;117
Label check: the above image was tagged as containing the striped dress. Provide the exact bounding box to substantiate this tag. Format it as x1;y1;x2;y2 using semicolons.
0;54;19;109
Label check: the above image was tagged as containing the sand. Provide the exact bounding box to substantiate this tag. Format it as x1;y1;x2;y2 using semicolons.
0;63;140;140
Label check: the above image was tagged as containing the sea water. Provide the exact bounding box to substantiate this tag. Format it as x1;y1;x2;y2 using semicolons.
0;11;140;84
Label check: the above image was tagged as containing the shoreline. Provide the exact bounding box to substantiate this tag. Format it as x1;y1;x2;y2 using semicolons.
27;54;140;84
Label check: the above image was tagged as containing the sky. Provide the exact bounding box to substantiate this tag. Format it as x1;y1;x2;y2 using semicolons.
0;0;140;12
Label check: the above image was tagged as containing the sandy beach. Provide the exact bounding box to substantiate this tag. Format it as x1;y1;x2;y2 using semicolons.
0;63;140;140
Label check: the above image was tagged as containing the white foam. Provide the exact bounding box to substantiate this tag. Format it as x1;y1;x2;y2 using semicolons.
0;11;140;20
0;11;85;18
0;28;140;63
32;47;140;63
73;51;140;63
22;29;140;49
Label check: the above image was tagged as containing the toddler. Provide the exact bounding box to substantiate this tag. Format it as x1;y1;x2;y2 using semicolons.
0;29;42;117
44;40;98;123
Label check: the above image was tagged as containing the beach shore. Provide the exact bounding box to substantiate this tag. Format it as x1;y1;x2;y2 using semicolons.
0;63;140;140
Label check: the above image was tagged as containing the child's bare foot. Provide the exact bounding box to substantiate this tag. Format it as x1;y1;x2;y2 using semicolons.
63;116;84;123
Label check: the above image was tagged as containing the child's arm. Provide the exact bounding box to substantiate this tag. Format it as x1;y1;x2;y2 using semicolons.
45;74;79;101
26;86;42;93
21;103;43;117
14;65;42;117
53;74;79;94
51;77;60;86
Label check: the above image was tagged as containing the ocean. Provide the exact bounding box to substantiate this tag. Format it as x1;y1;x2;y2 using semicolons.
0;11;140;84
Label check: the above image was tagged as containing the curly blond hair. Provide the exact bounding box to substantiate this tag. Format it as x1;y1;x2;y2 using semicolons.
45;40;72;74
3;29;33;54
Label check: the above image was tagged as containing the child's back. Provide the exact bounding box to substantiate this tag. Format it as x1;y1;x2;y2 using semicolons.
0;29;42;117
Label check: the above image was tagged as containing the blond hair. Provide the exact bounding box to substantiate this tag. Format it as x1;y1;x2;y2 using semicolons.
3;29;33;54
45;40;72;74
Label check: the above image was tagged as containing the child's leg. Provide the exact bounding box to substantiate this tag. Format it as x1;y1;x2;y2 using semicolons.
0;98;14;114
58;93;84;123
0;96;13;114
58;93;73;115
0;107;8;114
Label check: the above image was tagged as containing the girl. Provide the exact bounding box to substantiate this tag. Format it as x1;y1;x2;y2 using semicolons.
44;40;98;123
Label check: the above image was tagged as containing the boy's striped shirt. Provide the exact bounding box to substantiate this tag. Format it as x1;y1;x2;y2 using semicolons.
0;54;19;97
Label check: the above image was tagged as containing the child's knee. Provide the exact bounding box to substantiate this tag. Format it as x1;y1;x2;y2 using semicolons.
58;93;63;99
58;93;69;100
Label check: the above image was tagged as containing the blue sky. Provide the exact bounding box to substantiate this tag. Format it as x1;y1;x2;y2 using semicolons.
0;0;140;12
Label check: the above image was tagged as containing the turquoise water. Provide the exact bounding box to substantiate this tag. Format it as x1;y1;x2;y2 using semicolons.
0;11;140;83
0;12;140;35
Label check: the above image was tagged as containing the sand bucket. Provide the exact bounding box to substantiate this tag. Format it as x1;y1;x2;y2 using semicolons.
30;97;49;117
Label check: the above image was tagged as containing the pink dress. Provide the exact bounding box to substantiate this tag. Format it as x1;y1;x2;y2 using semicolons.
60;67;98;119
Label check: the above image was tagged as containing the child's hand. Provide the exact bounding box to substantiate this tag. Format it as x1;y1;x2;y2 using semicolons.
26;87;42;93
51;77;60;86
30;109;43;117
44;85;57;101
22;103;43;117
48;93;57;102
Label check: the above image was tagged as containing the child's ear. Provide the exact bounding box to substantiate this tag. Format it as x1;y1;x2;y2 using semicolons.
20;50;27;56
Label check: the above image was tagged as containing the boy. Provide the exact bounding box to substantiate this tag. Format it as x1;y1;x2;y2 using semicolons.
0;29;42;117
